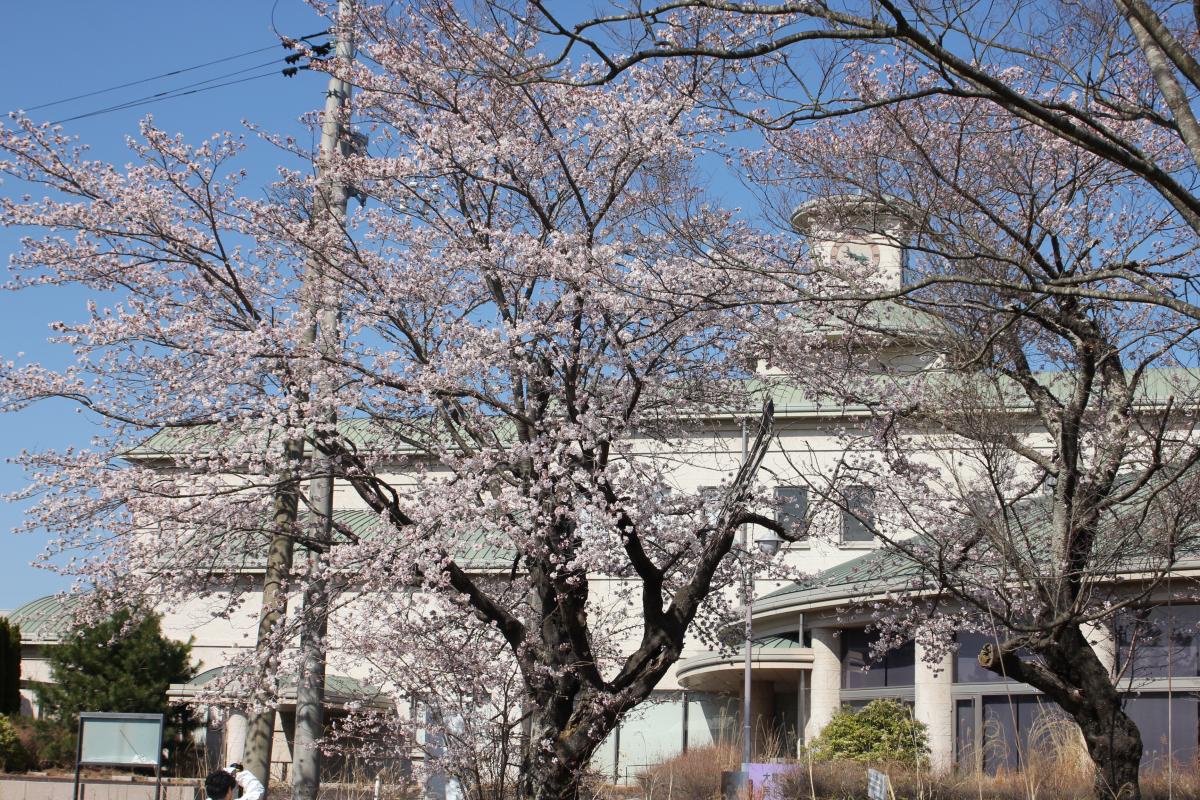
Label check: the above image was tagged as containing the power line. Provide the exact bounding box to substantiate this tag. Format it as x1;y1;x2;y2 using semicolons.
49;57;307;124
51;69;306;125
22;31;330;113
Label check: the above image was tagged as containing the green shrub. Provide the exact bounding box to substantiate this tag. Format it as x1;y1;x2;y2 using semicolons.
807;699;929;767
29;718;76;769
0;715;29;772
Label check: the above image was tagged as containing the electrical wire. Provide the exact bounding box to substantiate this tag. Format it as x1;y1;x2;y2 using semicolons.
22;30;330;113
49;56;305;124
50;70;302;125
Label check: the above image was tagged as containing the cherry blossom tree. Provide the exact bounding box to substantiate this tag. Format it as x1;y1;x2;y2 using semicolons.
0;8;800;799
523;0;1200;251
746;66;1200;799
464;3;1200;795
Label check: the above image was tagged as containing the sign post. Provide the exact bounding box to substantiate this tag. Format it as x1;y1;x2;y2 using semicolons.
73;712;165;800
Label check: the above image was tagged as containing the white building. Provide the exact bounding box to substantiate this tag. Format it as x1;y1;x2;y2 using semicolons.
8;200;1198;783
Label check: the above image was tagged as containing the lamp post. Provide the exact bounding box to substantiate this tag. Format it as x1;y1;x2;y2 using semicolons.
741;526;783;777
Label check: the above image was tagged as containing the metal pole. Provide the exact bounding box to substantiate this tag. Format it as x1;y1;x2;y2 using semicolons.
612;722;621;783
797;613;806;755
293;3;354;799
681;690;689;754
740;417;752;776
72;717;83;800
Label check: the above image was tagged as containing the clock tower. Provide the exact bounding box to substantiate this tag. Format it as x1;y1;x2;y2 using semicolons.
790;195;909;293
784;194;945;373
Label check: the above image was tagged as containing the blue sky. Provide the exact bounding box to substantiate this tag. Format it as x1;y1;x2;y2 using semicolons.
0;2;774;613
0;1;331;610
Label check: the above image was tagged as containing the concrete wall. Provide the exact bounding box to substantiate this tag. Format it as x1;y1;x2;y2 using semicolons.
0;777;203;800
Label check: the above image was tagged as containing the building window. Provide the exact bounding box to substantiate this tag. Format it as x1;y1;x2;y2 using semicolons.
841;485;875;545
955;699;976;771
842;628;915;688
954;632;1012;684
698;485;721;526
775;486;808;543
1124;692;1200;770
973;696;1067;773
1116;605;1200;679
900;246;915;287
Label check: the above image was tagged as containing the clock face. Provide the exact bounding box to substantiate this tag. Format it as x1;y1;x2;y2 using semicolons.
831;241;881;268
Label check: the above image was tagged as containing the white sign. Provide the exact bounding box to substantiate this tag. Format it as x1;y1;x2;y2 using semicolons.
78;713;163;767
867;767;890;800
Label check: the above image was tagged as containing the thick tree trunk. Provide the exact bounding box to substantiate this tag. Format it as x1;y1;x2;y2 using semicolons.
1071;676;1143;800
1079;707;1142;800
984;624;1142;800
518;716;600;800
1050;627;1143;800
517;690;621;800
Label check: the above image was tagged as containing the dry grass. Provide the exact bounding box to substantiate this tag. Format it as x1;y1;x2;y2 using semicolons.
635;744;740;800
629;716;1200;800
777;760;1200;800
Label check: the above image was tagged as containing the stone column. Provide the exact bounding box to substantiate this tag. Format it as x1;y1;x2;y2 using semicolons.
804;627;842;742
914;641;955;773
224;709;249;766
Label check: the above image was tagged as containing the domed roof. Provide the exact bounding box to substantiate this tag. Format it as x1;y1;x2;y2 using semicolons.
5;594;81;643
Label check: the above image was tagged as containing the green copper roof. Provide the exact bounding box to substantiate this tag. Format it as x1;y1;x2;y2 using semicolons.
758;465;1200;613
5;594;82;643
127;369;1200;460
182;665;386;706
187;508;515;571
757;546;918;611
750;632;804;649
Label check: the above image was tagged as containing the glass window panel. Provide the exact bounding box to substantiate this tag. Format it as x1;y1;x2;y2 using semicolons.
1020;697;1068;757
842;628;886;689
956;632;1010;684
1125;693;1200;772
887;640;916;686
698;485;720;526
979;696;1070;774
1117;605;1200;679
956;699;977;770
842;485;875;543
775;486;808;541
841;628;914;687
981;696;1021;773
1175;606;1200;677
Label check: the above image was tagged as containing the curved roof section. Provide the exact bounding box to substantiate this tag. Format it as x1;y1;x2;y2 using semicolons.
677;634;812;691
127;370;1198;463
790;194;914;235
757;466;1200;618
5;594;81;644
756;546;918;615
172;665;388;708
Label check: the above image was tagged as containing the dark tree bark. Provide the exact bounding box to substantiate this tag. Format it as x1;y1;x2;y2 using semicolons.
981;624;1143;800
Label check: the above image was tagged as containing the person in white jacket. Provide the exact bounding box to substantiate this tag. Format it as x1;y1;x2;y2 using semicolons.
204;764;265;800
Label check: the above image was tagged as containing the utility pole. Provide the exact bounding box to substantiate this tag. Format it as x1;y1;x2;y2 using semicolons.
242;5;355;792
293;1;354;798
